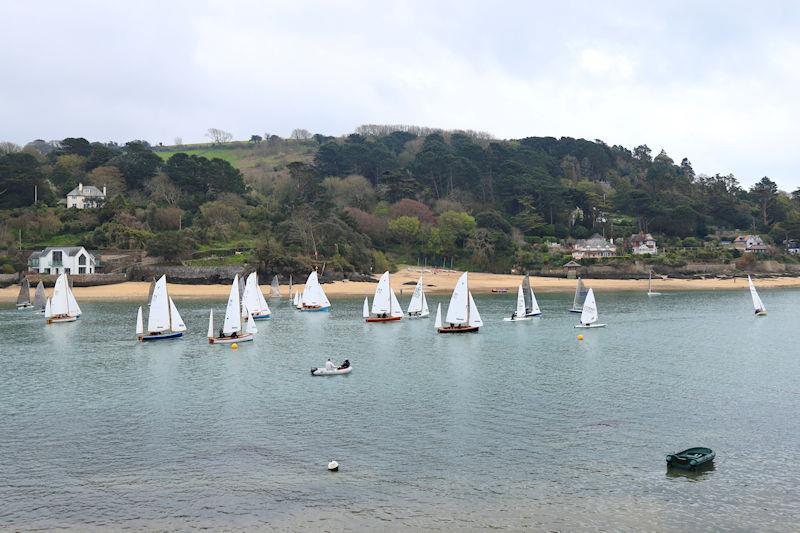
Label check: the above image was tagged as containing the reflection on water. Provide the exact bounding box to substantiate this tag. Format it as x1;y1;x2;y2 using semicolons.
1;289;800;531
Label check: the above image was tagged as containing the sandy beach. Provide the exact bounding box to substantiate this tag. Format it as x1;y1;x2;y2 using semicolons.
3;268;800;302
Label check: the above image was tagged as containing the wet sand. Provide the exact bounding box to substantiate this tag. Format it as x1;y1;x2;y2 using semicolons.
2;268;799;302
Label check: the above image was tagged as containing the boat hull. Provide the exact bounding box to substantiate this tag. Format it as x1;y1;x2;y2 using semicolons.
666;447;715;470
16;303;33;310
252;312;271;320
755;310;767;316
575;323;607;328
503;316;533;322
208;333;254;344
301;306;330;312
311;366;353;376
525;312;542;317
407;313;430;319
568;308;583;313
47;316;78;324
365;316;402;323
647;292;662;296
139;331;184;342
437;325;479;334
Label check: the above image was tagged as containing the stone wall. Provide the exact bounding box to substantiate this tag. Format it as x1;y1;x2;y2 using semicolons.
24;273;128;287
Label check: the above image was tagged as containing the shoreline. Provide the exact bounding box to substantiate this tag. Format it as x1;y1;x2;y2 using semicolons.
2;268;800;302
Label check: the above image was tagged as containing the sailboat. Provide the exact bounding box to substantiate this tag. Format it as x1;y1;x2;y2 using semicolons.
647;270;661;296
434;302;443;329
438;272;482;333
748;275;767;316
15;278;33;309
503;285;532;322
33;281;46;313
270;275;281;298
574;288;606;328
365;271;403;322
299;270;331;312
522;274;542;316
45;273;80;324
293;291;301;309
569;277;588;313
406;276;430;318
207;274;257;344
241;272;271;319
136;275;186;341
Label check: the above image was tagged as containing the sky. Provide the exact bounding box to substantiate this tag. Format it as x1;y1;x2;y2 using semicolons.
1;0;799;190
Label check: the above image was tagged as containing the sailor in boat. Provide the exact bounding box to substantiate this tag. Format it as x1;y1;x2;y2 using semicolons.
325;358;335;371
337;359;350;370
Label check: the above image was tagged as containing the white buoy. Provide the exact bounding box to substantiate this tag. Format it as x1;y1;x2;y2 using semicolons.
327;460;339;472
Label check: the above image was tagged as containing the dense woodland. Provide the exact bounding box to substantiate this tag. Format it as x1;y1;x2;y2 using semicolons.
1;126;800;276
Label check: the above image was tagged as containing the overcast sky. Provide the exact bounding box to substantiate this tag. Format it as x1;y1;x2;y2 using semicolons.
2;1;799;189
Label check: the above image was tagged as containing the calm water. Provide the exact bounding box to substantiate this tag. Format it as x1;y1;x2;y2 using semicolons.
1;288;799;531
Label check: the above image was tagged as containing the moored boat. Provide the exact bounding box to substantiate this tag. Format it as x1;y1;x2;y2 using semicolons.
666;447;715;470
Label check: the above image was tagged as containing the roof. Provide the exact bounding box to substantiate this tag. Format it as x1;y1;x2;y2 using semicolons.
564;260;582;267
66;185;105;197
29;247;95;258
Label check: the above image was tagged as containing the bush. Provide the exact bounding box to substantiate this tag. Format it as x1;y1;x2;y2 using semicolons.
1;263;14;274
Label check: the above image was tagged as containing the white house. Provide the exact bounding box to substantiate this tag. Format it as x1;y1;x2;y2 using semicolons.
628;232;658;255
572;234;617;259
66;183;106;209
28;247;98;275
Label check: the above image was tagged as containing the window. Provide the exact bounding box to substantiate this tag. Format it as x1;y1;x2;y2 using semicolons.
79;267;86;274
78;254;86;265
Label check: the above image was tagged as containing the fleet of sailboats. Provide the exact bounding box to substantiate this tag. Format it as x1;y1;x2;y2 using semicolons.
241;272;271;319
136;275;186;341
364;271;403;322
437;272;482;333
207;274;257;344
406;276;430;318
45;273;81;324
569;277;588;313
748;275;767;316
575;288;606;328
299;270;331;312
15;278;32;309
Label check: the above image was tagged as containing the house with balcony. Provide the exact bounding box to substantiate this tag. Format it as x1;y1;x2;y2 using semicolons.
28;247;98;275
66;183;106;209
733;235;768;253
571;234;617;259
628;232;658;255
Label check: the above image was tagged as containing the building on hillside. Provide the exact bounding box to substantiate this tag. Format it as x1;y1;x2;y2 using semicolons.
733;235;768;253
786;239;800;255
28;247;98;275
66;183;106;209
571;233;617;259
628;232;657;255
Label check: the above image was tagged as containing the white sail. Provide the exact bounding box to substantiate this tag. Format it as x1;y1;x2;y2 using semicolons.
362;297;370;318
222;275;243;335
528;287;541;315
421;292;430;316
572;277;588;310
33;281;46;310
580;288;599;325
301;271;330;308
270;275;280;298
514;285;526;317
16;278;30;306
445;272;469;325
748;275;766;313
371;271;392;314
136;306;144;336
243;272;270;316
434;302;442;328
207;310;214;338
407;276;425;314
147;275;171;333
389;288;403;318
169;298;187;332
467;292;483;327
66;283;82;317
50;274;71;316
44;297;52;319
245;310;257;334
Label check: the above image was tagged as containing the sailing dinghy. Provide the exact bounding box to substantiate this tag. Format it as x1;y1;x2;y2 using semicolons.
647;271;661;296
365;271;403;322
136;275;186;341
46;273;80;324
438;272;482;333
33;281;46;313
16;278;33;309
207;275;257;344
574;288;606;328
503;285;532;321
569;277;588;313
748;275;767;316
270;275;281;298
299;270;331;312
406;276;430;318
522;274;542;316
241;272;271;319
293;291;302;309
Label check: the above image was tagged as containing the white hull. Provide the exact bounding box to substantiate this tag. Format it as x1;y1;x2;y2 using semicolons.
47;315;78;324
208;333;254;344
575;323;607;329
311;366;352;376
16;303;34;310
755;310;767;317
503;316;533;322
407;312;430;319
647;291;661;296
525;312;542;317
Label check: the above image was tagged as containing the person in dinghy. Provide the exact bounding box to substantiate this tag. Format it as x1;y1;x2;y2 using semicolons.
311;358;352;376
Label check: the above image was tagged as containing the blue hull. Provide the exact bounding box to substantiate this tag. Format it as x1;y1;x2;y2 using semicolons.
252;314;271;320
141;332;184;341
301;307;330;312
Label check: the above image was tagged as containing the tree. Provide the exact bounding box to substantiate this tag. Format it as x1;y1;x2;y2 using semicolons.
437;211;476;254
290;128;312;141
206;128;233;144
389;199;436;225
250;134;263;144
324;175;376;210
111;141;162;190
0;152;51;207
0;142;21;155
388;215;421;252
146;230;196;262
750;176;778;226
145;172;181;205
86;166;126;197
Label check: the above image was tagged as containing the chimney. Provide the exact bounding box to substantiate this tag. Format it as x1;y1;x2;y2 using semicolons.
103;185;107;196
78;183;83;193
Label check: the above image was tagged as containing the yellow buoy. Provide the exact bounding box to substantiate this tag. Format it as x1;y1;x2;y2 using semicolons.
231;343;238;350
577;334;584;341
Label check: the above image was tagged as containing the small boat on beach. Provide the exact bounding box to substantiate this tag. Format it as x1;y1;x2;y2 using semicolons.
136;275;186;341
406;275;430;318
364;271;403;322
574;288;606;328
748;275;767;316
666;447;715;470
299;270;331;312
45;273;80;324
16;278;33;309
438;272;482;333
207;275;257;344
569;277;588;313
311;359;351;376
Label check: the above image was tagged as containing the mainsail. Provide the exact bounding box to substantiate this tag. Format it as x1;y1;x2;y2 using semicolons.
33;281;46;310
514;285;526;317
445;272;470;325
580;288;599;325
270;275;280;298
223;275;243;335
16;278;31;306
572;277;588;311
748;275;766;314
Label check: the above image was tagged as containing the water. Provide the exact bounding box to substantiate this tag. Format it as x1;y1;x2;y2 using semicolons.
2;289;799;531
